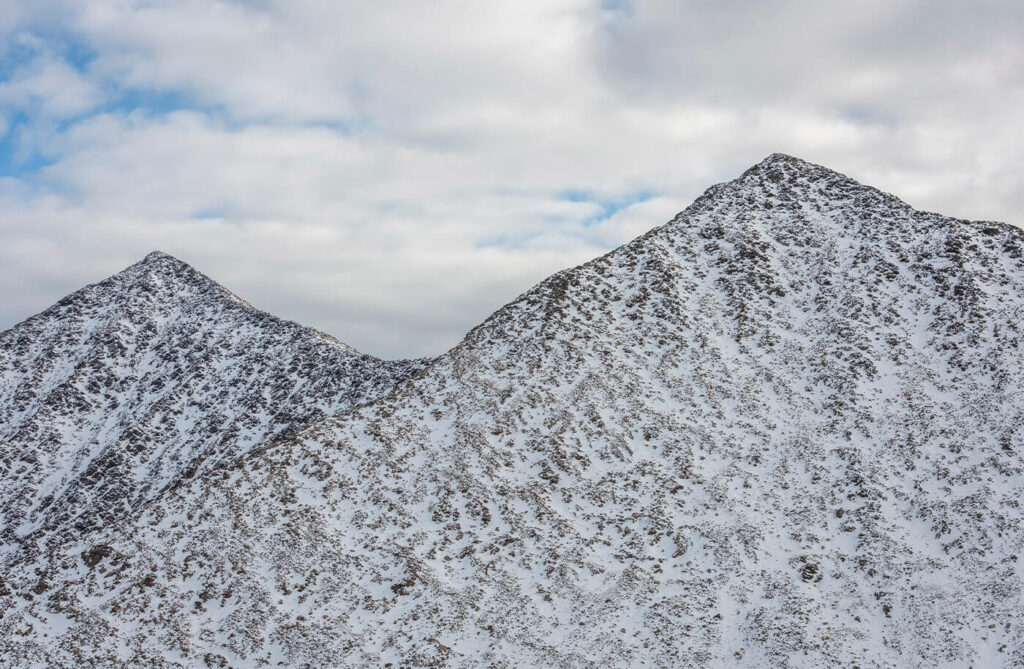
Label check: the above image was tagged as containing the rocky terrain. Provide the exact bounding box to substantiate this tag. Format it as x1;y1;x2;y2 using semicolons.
0;154;1022;667
0;252;427;566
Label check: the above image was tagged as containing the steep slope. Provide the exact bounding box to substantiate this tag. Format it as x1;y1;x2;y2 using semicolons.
2;155;1023;667
0;252;427;564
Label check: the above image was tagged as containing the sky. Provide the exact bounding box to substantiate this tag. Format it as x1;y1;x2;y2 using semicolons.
1;0;1022;358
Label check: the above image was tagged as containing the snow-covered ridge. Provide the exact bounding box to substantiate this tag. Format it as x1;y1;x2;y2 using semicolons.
0;250;428;564
1;154;1022;667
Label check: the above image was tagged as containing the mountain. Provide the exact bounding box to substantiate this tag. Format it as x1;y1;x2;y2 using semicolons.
0;251;427;565
1;155;1023;667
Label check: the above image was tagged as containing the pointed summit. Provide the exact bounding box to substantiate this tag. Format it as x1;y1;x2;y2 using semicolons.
142;249;175;263
666;152;917;242
128;247;201;274
749;152;831;172
93;249;261;315
0;251;428;563
130;250;196;275
132;250;198;275
739;152;850;186
756;151;809;167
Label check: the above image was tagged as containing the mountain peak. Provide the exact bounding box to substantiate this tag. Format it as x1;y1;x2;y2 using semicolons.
130;249;198;277
140;249;178;264
740;152;839;184
759;151;806;166
111;250;245;308
0;247;428;563
674;151;915;229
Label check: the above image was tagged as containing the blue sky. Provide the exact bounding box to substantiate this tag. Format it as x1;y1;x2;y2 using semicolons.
1;0;1022;357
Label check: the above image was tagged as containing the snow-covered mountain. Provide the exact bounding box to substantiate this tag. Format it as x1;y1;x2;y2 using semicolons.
0;251;427;565
1;155;1022;667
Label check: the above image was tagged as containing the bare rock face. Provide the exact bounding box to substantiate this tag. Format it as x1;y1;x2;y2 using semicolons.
0;251;427;564
1;155;1023;667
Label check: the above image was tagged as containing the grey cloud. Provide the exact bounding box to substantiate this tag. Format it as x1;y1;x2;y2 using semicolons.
595;1;1024;115
0;0;1021;357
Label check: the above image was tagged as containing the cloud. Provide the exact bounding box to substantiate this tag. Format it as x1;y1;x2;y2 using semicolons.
0;1;1022;357
0;56;103;120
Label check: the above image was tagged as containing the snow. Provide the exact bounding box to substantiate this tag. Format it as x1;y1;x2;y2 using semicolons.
0;251;426;566
1;154;1023;667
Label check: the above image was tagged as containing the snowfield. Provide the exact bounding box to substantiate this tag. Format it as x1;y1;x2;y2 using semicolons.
0;154;1022;667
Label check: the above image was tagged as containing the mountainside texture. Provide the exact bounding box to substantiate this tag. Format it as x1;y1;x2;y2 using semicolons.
0;252;427;566
1;155;1023;667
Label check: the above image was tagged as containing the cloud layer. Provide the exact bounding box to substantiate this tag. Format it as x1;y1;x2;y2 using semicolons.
1;0;1022;357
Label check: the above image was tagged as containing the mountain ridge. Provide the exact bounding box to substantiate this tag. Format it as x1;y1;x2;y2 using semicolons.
1;154;1022;667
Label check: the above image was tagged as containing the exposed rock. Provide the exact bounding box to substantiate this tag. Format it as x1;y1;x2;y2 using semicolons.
0;252;428;565
1;155;1022;667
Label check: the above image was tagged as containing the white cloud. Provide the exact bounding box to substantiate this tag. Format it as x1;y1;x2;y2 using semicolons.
1;0;1022;357
0;57;103;119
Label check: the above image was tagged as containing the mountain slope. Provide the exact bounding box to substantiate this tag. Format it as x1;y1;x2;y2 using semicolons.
2;155;1023;667
0;251;427;564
